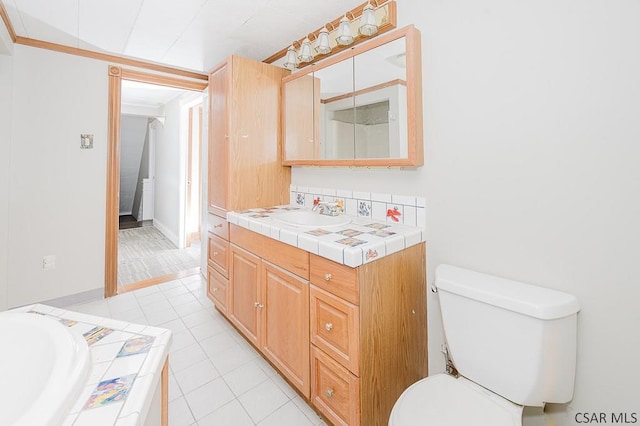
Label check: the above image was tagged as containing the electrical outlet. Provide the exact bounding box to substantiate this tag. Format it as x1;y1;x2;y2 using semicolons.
43;255;56;270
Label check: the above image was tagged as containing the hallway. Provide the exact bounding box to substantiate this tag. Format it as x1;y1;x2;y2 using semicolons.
118;225;200;287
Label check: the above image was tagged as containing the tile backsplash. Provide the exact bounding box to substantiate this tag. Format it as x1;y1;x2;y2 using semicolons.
289;185;426;227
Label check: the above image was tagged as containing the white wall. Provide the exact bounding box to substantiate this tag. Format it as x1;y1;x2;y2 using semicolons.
0;3;14;312
119;115;149;215
293;0;640;423
152;98;182;246
0;55;13;311
6;45;108;307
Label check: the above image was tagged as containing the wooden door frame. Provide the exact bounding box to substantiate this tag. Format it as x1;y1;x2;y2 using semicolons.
185;104;203;248
105;66;208;298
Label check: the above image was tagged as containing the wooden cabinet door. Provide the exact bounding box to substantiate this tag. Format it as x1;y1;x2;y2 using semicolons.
207;59;229;217
207;266;228;317
261;261;310;397
229;244;260;346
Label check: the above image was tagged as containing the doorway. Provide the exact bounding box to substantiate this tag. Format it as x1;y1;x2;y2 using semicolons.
105;66;208;297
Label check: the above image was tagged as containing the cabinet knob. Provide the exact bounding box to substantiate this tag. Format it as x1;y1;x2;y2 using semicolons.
324;273;332;281
325;322;333;332
212;288;218;292
254;302;264;309
214;224;223;228
325;388;334;398
213;251;219;256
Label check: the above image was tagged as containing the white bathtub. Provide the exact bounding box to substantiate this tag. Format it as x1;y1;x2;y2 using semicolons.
0;312;90;426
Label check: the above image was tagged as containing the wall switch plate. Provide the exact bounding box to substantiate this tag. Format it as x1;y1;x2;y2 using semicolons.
80;134;93;149
43;255;56;270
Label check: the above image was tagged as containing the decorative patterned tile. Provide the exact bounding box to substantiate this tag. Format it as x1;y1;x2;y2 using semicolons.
118;336;155;357
83;326;114;346
357;200;372;217
84;374;137;409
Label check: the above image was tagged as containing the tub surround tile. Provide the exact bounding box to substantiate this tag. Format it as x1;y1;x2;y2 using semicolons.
10;303;172;426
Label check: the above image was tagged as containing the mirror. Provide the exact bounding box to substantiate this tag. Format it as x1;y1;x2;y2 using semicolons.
282;25;422;166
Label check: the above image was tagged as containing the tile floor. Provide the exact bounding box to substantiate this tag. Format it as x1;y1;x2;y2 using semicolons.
65;274;327;426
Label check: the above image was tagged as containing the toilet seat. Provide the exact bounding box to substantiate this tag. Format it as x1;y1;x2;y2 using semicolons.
389;374;523;426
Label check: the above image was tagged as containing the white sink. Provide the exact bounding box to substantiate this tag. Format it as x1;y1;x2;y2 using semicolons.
271;210;351;229
0;312;90;426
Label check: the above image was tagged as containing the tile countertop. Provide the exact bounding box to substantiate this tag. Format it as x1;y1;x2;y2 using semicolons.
227;205;426;268
11;304;172;426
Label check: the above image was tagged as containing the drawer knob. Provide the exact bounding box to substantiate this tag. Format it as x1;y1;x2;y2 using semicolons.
212;288;218;292
213;251;219;256
325;322;333;332
214;224;223;228
325;388;334;398
324;273;332;281
254;302;264;309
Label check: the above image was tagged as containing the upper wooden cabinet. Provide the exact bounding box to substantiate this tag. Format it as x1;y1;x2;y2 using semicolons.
208;55;291;217
282;25;423;167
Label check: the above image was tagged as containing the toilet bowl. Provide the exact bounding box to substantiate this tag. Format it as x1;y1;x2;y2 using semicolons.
389;374;522;426
389;264;580;426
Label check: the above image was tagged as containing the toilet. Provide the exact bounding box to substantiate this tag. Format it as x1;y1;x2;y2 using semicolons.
389;264;580;426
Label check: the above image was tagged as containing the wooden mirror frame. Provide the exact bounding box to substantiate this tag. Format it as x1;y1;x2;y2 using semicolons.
281;25;423;167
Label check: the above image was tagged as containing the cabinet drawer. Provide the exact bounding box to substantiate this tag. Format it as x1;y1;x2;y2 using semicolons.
209;215;229;240
310;285;359;375
208;233;229;276
310;254;358;305
311;346;360;426
207;266;228;316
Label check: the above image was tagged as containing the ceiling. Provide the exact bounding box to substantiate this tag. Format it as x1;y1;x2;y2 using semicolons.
1;0;365;73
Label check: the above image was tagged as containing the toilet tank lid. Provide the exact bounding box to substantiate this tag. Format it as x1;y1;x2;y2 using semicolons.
435;265;580;320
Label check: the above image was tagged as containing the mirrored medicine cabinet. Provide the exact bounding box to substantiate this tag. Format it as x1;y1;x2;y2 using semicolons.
282;25;423;167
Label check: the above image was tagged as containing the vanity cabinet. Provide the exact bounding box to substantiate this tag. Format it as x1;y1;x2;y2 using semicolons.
207;215;230;316
227;225;311;397
209;223;427;426
206;54;291;321
309;244;427;426
207;55;290;218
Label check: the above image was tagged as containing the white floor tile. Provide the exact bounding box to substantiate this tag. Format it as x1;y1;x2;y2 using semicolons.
292;395;326;425
184;377;236;420
168;396;195;426
208;342;259;375
174;359;220;395
197;399;254;426
238;378;290;423
170;342;207;373
223;360;270;397
180;309;215;328
199;331;239;358
145;307;179;326
270;373;298;400
258;400;315;426
168;373;182;402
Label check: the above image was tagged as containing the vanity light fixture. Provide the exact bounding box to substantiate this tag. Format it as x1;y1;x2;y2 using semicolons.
336;14;355;46
263;0;397;70
315;26;332;54
298;36;315;63
283;44;299;70
359;1;379;36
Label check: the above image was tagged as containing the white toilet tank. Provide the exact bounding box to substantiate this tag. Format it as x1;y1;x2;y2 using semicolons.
435;265;580;407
